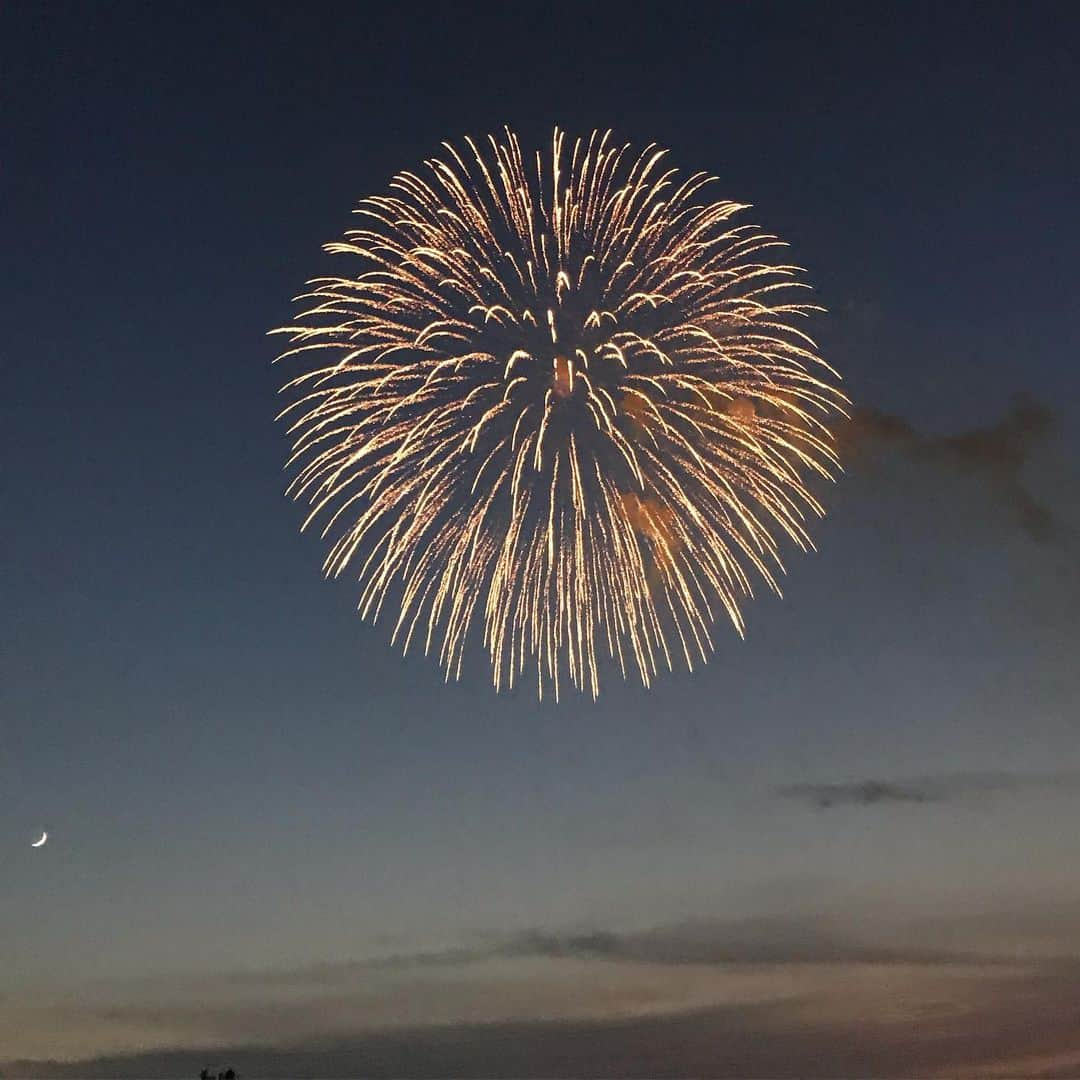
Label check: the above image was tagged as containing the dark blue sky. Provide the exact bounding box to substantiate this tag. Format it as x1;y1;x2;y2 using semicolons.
3;3;1079;1073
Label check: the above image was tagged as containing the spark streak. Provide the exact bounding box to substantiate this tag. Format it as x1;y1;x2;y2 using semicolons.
273;128;847;699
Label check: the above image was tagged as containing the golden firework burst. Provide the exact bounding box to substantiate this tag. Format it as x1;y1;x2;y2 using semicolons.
273;127;847;700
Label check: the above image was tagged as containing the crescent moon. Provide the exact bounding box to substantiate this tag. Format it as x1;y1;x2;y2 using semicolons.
31;831;48;848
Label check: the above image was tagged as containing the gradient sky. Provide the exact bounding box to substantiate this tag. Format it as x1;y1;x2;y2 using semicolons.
3;3;1080;1075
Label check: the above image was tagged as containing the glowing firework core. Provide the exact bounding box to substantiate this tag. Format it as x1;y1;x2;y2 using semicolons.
274;128;846;699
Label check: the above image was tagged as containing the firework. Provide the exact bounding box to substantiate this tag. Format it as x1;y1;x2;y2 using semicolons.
273;127;847;699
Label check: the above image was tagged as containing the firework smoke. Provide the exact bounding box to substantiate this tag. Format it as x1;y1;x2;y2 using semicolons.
844;395;1061;544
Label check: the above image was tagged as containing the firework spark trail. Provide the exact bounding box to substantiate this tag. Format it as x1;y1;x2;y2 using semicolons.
273;127;848;700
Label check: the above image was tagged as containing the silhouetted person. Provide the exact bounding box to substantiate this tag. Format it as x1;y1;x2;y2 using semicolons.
225;1071;236;1080
199;1070;210;1080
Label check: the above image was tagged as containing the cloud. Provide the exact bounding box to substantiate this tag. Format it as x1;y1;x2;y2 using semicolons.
778;780;934;809
215;944;491;987
778;771;1080;810
212;915;982;986
498;918;971;967
0;915;1007;1062
12;963;1080;1079
11;903;1080;1076
841;394;1064;544
777;781;937;807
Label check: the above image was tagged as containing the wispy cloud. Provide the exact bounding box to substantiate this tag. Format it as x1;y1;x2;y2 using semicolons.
777;771;1080;810
211;915;981;987
12;961;1080;1079
10;900;1080;1076
778;780;934;809
498;918;972;967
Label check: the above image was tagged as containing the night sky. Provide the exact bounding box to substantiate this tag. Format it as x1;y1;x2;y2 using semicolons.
4;3;1080;1076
